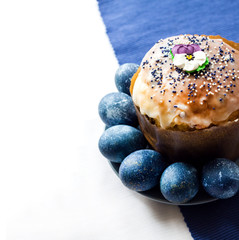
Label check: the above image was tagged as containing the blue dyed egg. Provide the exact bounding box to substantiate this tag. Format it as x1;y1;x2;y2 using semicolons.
98;125;147;163
115;63;139;95
98;92;138;127
202;158;239;199
119;149;167;191
160;162;199;204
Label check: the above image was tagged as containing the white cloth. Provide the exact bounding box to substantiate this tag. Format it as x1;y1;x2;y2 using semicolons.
0;1;192;239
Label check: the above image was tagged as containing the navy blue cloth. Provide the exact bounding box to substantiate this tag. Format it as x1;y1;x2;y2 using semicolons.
98;0;239;65
97;0;239;239
180;195;239;240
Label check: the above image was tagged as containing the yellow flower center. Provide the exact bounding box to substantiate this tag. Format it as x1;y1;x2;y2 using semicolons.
186;54;193;60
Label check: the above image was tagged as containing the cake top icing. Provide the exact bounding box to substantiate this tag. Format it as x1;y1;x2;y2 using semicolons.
132;34;239;130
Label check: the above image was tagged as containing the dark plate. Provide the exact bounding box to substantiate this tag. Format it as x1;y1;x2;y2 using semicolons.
108;160;217;206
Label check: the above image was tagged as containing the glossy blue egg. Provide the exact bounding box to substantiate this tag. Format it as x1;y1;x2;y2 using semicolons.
98;92;138;127
119;149;167;191
115;63;139;95
160;162;199;204
202;158;239;199
98;125;147;163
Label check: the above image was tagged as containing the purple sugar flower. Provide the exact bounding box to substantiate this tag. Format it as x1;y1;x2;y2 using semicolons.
172;44;201;56
171;43;208;72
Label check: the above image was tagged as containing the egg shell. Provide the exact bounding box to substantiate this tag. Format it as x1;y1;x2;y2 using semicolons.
98;92;138;127
160;162;199;204
98;125;147;163
115;63;139;95
202;158;239;199
119;149;167;191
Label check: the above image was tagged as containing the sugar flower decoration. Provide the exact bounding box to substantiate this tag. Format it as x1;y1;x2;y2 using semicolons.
170;44;209;73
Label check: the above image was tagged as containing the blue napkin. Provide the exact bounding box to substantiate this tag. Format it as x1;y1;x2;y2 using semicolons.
180;195;239;240
97;0;239;239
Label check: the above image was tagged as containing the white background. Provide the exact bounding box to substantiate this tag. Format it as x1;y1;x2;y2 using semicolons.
0;1;192;239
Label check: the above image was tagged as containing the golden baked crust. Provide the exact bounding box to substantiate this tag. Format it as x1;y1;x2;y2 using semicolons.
131;35;239;130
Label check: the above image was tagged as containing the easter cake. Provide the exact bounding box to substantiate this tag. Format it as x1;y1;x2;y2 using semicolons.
130;35;239;163
98;35;239;204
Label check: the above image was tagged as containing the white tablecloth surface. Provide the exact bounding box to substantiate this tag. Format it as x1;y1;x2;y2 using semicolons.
1;1;193;239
